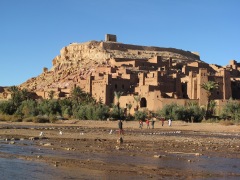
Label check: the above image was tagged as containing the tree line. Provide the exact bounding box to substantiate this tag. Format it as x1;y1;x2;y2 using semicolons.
0;82;239;124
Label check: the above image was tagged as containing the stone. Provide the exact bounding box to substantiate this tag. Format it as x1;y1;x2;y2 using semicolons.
153;155;161;158
29;137;39;140
43;143;52;146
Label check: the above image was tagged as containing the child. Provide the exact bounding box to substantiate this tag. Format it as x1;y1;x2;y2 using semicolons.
139;120;143;129
146;119;150;129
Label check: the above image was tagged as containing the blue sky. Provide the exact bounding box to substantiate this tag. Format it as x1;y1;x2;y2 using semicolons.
0;0;239;86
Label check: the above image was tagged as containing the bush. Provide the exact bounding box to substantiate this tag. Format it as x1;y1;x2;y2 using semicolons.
33;116;50;123
220;99;240;123
0;101;16;115
157;103;205;122
75;105;87;120
22;117;34;122
0;114;22;122
37;99;62;116
134;110;147;120
15;100;39;117
93;104;109;120
109;105;125;120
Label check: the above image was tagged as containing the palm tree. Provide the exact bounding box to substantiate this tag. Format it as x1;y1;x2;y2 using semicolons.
70;86;84;104
126;103;132;118
134;95;141;111
48;90;55;100
114;91;123;118
201;81;219;119
21;88;32;101
8;86;22;106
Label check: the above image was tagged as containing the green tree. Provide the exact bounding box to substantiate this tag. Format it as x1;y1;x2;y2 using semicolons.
48;90;55;100
134;95;141;110
70;86;84;104
15;99;38;117
134;110;147;120
126;103;132;118
0;101;16;115
114;91;123;118
8;86;22;107
201;81;219;119
220;99;240;124
59;99;73;118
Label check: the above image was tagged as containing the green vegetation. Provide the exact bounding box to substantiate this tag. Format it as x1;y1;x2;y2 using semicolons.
200;81;219;119
220;98;240;124
0;86;238;124
156;102;205;122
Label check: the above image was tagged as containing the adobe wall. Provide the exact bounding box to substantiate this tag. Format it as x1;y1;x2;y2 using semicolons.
117;95;137;115
208;76;224;99
197;69;208;106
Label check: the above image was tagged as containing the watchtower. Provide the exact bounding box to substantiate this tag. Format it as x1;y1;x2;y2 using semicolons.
105;34;117;42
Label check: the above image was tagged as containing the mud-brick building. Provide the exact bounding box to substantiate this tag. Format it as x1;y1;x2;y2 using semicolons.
80;55;240;115
2;34;240;115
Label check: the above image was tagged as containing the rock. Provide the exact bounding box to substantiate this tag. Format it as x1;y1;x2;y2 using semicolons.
153;155;161;158
117;137;123;144
115;146;123;150
29;137;39;140
43;143;52;146
54;161;59;167
195;153;201;156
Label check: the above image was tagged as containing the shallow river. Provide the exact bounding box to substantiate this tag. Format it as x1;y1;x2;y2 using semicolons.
0;140;240;180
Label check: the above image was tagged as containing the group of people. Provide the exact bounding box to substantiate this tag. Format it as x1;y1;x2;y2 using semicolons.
117;117;173;136
160;117;172;127
140;117;172;129
140;118;155;129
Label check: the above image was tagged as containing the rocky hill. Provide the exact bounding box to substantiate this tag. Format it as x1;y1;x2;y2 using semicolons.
19;38;202;92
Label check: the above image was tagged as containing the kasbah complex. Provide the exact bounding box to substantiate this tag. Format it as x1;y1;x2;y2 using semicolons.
1;34;240;115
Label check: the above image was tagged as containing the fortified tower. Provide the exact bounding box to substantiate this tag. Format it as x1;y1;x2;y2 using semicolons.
197;68;208;106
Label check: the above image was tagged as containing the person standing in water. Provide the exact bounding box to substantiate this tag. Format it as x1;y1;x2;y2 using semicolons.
118;120;124;135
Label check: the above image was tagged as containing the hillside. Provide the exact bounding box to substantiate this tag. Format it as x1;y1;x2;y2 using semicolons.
19;38;201;92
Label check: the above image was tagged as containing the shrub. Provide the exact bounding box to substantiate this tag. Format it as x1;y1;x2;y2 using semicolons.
33;116;50;123
15;100;39;117
22;117;34;122
37;99;61;116
220;99;240;123
109;105;125;120
134;110;147;120
93;104;109;120
0;114;22;122
157;103;205;122
0;101;16;115
75;105;87;120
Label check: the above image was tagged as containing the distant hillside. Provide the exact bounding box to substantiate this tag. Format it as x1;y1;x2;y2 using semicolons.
19;38;201;92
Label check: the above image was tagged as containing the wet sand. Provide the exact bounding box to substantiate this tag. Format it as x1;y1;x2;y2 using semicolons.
0;120;239;179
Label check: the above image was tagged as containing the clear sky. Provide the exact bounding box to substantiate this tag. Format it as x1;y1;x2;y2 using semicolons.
0;0;239;86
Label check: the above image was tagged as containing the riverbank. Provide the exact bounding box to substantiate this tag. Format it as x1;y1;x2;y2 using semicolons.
0;120;239;179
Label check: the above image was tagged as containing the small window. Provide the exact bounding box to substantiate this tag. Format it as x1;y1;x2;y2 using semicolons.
115;84;117;89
